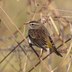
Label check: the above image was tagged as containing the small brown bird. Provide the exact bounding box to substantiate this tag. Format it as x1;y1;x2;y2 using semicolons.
24;20;62;57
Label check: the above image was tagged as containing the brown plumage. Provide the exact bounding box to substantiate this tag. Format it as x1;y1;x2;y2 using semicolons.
25;20;62;57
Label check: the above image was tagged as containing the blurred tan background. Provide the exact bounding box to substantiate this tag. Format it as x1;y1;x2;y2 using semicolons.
0;0;72;72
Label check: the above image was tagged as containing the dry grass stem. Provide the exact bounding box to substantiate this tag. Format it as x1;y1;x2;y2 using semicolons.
52;42;72;72
0;0;72;72
1;18;38;72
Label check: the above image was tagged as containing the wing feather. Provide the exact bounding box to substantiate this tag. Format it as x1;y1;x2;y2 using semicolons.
28;29;47;51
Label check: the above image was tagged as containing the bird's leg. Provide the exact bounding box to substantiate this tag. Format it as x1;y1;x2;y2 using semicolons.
50;48;53;53
39;49;44;58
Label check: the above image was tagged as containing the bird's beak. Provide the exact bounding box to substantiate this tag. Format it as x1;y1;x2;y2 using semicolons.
24;23;29;25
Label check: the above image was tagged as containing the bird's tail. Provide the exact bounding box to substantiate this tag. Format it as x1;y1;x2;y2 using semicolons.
52;46;63;57
46;36;63;57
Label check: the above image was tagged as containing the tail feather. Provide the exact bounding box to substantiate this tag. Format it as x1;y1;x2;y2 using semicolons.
53;47;63;57
48;36;63;57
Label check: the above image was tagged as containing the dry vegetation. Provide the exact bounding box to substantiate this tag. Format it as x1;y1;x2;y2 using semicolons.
0;0;72;72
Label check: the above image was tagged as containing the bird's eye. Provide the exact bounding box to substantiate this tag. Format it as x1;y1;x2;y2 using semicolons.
32;24;34;25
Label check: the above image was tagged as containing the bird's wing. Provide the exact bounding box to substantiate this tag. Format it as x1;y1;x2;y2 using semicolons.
28;29;47;51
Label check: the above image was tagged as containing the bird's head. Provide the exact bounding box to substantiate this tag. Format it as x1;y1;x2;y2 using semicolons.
24;21;43;29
